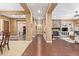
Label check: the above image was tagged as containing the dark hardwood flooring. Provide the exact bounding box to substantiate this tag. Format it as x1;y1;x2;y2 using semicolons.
22;34;79;56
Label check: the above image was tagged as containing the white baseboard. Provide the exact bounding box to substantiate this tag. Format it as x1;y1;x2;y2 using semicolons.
60;37;75;43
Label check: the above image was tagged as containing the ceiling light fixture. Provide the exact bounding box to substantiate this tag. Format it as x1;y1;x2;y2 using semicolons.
38;17;41;19
37;10;41;13
74;11;79;17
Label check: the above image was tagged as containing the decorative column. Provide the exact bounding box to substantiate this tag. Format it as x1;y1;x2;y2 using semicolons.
45;12;52;42
26;13;33;41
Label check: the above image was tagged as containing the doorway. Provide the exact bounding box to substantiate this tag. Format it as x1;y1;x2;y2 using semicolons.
4;20;9;33
17;21;26;35
36;23;43;34
17;21;26;40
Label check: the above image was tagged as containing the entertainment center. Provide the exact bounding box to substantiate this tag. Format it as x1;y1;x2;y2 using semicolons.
52;20;77;37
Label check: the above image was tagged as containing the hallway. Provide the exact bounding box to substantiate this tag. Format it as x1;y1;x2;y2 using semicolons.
22;34;79;56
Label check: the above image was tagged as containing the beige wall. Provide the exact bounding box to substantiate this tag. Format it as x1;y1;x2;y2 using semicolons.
10;19;17;35
75;19;79;24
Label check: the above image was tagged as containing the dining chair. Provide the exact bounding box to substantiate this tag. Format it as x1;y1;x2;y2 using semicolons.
0;31;10;54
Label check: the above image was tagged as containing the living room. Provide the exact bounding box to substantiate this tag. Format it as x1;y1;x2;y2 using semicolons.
52;3;79;43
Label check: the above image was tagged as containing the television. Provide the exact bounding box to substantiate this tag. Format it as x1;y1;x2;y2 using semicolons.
62;27;68;31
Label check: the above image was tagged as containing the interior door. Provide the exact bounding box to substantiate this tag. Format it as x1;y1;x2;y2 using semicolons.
4;20;9;32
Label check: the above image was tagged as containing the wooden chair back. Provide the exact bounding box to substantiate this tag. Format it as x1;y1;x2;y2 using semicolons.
1;31;10;47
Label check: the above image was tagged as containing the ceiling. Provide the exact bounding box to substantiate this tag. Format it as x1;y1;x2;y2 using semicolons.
0;3;49;20
0;3;25;19
0;3;24;11
52;3;79;19
28;3;49;20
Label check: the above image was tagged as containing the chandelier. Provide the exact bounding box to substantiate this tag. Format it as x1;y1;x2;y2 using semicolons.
74;11;79;17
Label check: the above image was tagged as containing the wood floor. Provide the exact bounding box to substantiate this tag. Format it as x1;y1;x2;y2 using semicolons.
22;34;79;56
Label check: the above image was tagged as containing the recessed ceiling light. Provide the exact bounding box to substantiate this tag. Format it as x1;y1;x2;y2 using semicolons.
55;16;56;17
38;17;41;19
37;10;41;13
